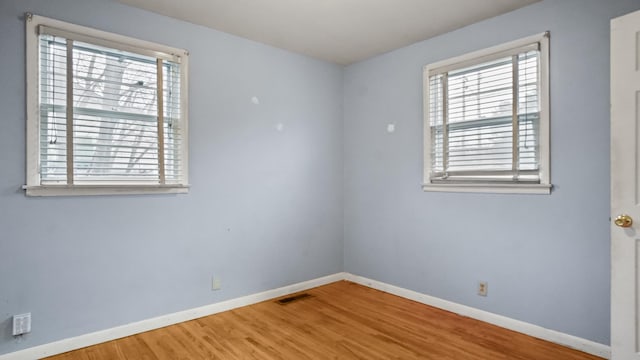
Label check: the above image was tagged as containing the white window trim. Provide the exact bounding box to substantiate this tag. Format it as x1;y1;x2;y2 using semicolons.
25;13;190;197
422;32;551;195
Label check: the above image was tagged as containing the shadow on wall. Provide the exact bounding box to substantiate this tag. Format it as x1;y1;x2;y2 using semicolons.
1;317;23;347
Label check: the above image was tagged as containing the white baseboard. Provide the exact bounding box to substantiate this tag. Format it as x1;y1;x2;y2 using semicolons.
345;273;611;359
1;272;610;360
0;272;347;360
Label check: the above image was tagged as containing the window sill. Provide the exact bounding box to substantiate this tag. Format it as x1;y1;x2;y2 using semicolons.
422;183;552;195
23;184;190;197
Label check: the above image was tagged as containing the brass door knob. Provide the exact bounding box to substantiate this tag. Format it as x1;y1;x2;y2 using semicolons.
614;214;633;228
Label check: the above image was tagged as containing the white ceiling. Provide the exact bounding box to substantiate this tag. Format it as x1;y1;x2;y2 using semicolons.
118;0;540;65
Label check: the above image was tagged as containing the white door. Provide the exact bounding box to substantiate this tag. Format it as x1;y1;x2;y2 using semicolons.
611;8;640;360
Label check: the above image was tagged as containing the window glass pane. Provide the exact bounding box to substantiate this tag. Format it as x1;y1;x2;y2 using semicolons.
518;114;538;170
39;35;68;182
447;119;513;172
448;57;513;124
70;41;160;183
163;61;182;183
518;51;539;171
430;74;444;173
38;34;184;186
429;47;541;181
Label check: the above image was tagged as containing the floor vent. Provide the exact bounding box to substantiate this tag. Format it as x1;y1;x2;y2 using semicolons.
276;293;312;305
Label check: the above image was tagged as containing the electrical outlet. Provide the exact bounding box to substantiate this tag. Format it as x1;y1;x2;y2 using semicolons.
211;276;222;291
13;313;31;336
478;281;488;297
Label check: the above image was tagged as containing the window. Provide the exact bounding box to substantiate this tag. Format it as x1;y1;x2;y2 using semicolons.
423;33;550;194
25;14;189;196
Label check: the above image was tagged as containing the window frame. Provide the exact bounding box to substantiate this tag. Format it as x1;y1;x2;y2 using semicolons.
25;13;190;196
422;32;551;195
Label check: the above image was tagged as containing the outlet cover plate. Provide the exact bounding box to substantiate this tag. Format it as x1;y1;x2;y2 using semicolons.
212;276;222;291
478;281;488;297
13;313;31;336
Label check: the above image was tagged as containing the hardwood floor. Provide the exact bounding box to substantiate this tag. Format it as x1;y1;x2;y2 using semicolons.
46;281;603;360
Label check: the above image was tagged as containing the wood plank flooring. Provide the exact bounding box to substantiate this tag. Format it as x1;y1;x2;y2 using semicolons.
45;281;603;360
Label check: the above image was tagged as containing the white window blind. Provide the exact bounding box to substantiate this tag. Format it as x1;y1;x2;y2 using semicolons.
26;14;189;195
423;33;550;193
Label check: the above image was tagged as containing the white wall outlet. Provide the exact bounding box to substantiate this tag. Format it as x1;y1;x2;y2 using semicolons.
211;276;222;291
478;281;488;297
13;313;31;336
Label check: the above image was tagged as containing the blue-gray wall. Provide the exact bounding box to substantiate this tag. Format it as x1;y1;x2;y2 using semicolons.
344;0;640;346
0;0;344;355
